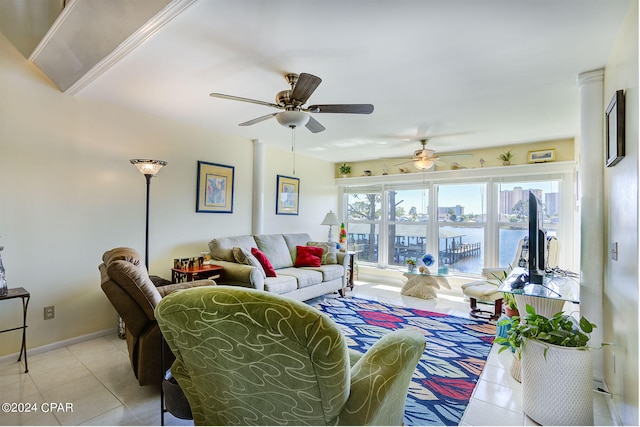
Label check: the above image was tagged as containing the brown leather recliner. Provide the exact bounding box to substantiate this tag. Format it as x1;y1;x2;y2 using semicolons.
99;247;216;386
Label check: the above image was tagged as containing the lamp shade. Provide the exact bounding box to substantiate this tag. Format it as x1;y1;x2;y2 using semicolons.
130;159;167;176
321;210;339;226
276;111;310;128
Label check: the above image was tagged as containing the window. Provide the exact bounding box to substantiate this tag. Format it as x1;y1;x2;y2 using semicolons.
387;188;429;267
346;190;381;263
340;162;574;276
437;183;486;274
495;180;559;267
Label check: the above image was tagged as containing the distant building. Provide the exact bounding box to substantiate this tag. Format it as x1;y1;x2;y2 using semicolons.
438;205;464;220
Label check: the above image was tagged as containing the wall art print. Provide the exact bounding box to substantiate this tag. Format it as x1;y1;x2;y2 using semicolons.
276;175;299;215
196;161;234;213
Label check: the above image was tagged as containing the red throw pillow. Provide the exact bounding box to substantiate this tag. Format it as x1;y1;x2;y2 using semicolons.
250;247;277;277
295;245;323;267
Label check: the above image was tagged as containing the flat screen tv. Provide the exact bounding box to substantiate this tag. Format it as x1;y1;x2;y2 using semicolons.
528;192;546;285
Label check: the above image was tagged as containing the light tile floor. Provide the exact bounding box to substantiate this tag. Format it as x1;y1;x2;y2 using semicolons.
0;279;617;426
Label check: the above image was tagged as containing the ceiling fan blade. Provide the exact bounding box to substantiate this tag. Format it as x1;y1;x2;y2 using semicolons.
438;153;473;159
393;159;414;166
307;104;374;114
290;73;322;105
305;115;326;133
210;93;281;109
238;113;277;126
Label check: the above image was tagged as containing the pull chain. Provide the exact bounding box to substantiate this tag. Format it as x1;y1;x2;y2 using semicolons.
290;126;296;175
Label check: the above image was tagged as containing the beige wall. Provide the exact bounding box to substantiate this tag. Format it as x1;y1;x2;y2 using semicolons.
602;1;639;424
335;138;574;178
0;32;338;356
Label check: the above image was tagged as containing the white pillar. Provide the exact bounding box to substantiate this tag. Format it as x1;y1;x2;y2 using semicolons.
577;69;605;380
252;139;265;235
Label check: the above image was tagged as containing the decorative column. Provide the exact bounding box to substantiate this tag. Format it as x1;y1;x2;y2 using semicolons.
577;69;605;379
252;139;265;235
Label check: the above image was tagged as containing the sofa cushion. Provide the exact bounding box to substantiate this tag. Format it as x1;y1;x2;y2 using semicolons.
232;247;266;278
251;247;277;277
306;241;338;265
277;268;323;289
263;275;298;294
295;246;323;267
306;264;344;282
254;234;293;269
209;235;257;262
282;233;313;260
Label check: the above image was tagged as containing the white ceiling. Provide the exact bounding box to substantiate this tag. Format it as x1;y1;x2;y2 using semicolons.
58;0;632;162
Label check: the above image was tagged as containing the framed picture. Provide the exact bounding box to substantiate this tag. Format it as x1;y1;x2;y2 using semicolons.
276;175;299;215
528;149;556;163
606;89;625;167
196;161;234;213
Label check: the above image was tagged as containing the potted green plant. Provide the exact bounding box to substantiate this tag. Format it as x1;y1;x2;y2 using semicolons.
502;292;519;317
338;163;352;177
405;258;416;272
498;150;513;165
487;270;519;317
495;304;603;425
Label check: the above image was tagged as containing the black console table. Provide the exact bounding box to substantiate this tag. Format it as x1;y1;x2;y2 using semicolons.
0;287;30;373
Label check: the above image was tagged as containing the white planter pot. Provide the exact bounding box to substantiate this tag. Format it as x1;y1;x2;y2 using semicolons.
521;338;593;425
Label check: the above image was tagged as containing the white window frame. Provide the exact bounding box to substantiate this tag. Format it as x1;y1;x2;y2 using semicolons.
338;162;577;275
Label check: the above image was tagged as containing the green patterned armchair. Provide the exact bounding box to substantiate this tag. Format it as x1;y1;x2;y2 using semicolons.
155;286;425;426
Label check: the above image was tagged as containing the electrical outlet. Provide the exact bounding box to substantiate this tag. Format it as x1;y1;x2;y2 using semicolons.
44;306;55;320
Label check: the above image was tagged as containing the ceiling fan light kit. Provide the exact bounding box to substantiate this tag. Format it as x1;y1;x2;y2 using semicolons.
276;110;309;128
209;72;373;133
414;158;434;170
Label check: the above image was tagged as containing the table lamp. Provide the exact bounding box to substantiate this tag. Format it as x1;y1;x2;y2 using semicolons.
321;210;340;243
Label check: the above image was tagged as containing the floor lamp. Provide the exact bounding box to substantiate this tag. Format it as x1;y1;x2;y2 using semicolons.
130;159;167;270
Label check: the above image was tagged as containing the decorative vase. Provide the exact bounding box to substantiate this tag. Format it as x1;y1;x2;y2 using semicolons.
407;264;416;273
0;252;7;297
502;160;511;166
521;338;593;425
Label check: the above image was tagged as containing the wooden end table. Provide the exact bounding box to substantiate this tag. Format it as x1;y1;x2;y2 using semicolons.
171;264;224;283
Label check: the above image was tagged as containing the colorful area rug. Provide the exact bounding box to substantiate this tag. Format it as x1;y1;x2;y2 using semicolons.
313;297;496;426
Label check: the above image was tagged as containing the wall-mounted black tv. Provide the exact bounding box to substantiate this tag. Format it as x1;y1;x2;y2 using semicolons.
528;192;546;285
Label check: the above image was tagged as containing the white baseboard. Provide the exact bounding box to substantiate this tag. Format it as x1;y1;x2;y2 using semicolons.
0;328;117;365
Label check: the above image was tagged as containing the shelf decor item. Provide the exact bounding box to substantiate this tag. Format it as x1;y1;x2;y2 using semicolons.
196;161;235;214
527;148;556;163
498;150;513;165
606;89;625;167
338;163;351;177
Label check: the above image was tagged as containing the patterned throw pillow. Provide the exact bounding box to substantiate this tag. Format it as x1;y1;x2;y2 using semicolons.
294;246;323;267
306;241;338;265
232;247;266;278
250;247;277;277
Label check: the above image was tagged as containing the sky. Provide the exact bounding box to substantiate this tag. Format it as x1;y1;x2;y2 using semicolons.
396;181;559;216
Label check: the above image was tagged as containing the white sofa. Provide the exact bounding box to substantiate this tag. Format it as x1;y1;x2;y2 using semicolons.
208;233;348;301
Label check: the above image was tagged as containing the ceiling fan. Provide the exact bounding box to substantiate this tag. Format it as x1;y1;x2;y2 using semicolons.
395;139;472;170
209;72;374;133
